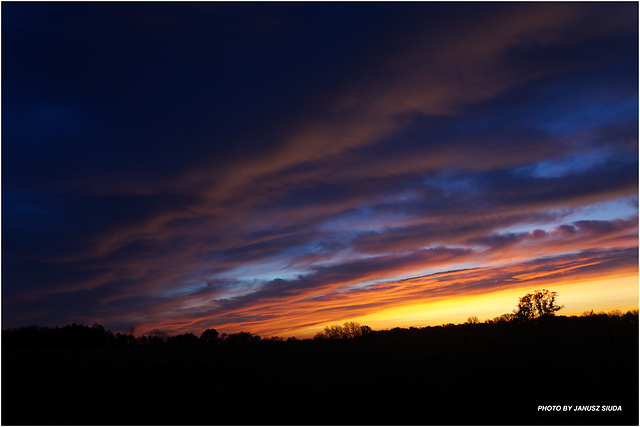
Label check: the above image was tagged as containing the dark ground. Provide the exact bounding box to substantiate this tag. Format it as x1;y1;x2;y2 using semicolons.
3;315;638;425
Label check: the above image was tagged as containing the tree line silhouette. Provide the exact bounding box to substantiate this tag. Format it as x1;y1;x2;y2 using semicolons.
2;323;259;348
3;290;638;425
3;321;372;348
3;289;637;349
3;309;638;348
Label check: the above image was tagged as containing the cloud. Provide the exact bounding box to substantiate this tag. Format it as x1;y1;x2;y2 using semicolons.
127;246;638;337
469;217;638;261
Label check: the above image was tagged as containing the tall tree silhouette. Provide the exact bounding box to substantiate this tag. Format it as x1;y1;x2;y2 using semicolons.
515;289;563;320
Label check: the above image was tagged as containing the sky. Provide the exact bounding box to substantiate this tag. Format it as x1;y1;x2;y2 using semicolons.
2;2;638;338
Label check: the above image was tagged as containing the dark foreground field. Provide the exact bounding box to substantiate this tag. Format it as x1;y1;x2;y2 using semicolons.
3;315;638;425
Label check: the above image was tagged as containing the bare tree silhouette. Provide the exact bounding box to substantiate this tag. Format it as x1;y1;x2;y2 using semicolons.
314;321;372;339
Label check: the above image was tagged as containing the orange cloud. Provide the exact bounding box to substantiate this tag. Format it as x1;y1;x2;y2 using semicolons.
129;245;636;337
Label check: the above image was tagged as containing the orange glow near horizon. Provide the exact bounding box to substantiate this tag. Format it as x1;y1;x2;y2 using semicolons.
362;274;638;327
281;271;639;339
128;224;638;339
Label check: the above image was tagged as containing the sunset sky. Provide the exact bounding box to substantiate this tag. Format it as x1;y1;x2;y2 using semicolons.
3;2;638;338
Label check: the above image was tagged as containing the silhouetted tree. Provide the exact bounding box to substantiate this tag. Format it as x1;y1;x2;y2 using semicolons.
515;293;535;320
343;321;360;338
532;289;563;317
324;324;343;339
515;289;563;320
466;316;479;324
200;328;219;344
489;313;516;324
314;322;372;339
360;325;373;335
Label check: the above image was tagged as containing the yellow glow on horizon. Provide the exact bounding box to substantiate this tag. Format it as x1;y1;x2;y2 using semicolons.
552;274;639;315
291;272;638;338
